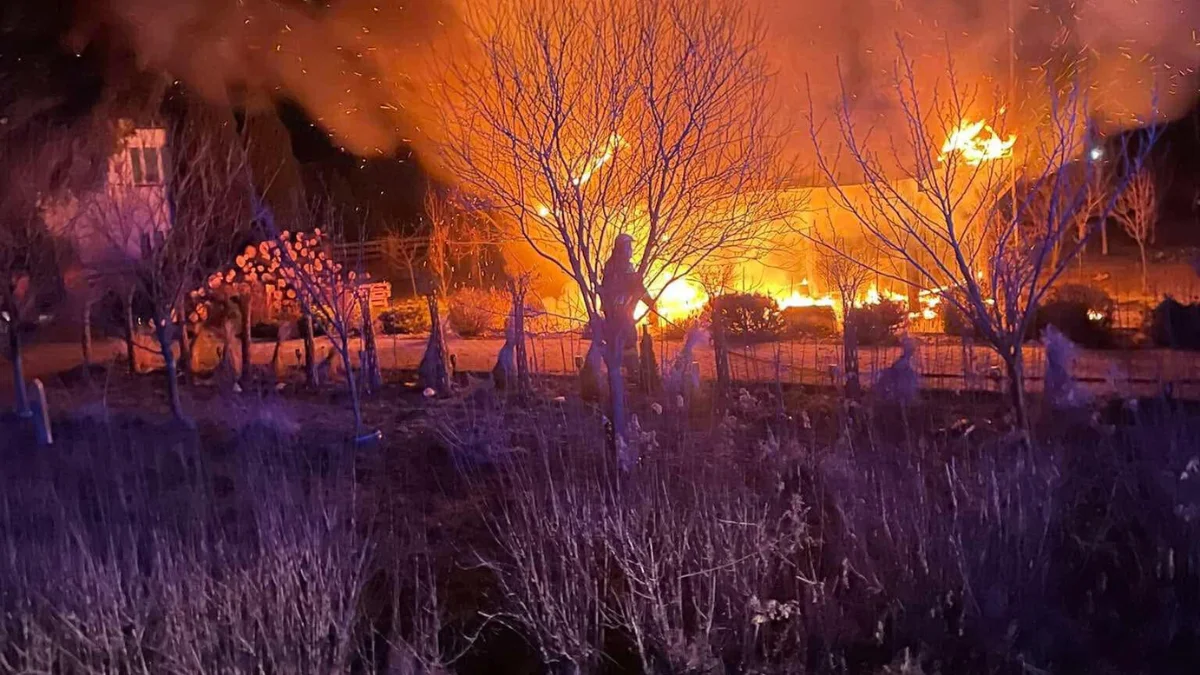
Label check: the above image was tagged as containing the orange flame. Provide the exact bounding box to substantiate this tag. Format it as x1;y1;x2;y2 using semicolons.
572;133;625;186
938;118;1016;165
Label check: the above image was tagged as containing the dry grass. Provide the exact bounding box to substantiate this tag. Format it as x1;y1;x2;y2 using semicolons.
2;381;1200;674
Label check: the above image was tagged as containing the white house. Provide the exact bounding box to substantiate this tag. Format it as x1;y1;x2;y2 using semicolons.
44;123;173;273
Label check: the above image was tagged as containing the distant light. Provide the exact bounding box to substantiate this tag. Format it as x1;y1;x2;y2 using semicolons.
1089;146;1104;161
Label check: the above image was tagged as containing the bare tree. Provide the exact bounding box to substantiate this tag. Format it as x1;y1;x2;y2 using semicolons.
1025;159;1109;266
493;272;533;396
814;230;879;399
83;118;252;419
255;200;372;434
694;264;738;395
384;230;426;298
417;188;454;395
807;44;1159;429
1112;164;1159;293
433;0;792;460
0;103;112;414
0;158;65;414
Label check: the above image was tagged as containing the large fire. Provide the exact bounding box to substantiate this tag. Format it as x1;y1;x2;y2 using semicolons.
938;118;1017;166
533;122;996;331
636;275;943;327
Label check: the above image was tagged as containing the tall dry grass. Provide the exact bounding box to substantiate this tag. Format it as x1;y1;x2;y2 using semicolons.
0;404;446;675
452;390;1200;674
3;389;1200;674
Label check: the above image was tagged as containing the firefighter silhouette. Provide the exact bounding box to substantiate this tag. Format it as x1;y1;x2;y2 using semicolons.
599;234;655;383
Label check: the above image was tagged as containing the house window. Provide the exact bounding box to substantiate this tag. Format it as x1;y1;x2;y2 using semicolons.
129;145;163;185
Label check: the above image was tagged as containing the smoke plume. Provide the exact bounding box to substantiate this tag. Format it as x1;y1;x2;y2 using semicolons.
70;0;1200;162
69;0;459;157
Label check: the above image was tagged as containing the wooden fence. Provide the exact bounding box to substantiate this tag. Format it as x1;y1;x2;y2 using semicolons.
329;237;429;266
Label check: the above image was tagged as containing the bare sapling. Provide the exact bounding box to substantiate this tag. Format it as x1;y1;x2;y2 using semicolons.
176;294;192;382
75;108;255;419
806;41;1161;429
696;265;738;397
663;325;705;409
359;291;383;393
638;326;659;395
255;198;371;433
419;290;451;395
418;188;455;396
494;273;533;395
123;285;138;374
815;230;879;399
0;115;104;415
270;320;294;383
1112;159;1159;294
433;0;793;464
236;292;252;385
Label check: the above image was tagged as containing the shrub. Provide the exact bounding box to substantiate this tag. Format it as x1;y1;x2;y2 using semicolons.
1036;284;1115;349
780;305;838;339
298;313;327;338
379;299;432;335
710;293;783;344
661;310;704;341
1150;297;1200;350
251;322;281;340
848;300;906;345
941;300;981;338
448;287;508;337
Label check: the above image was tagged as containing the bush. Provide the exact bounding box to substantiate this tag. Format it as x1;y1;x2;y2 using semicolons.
1035;284;1115;349
847;300;906;345
941;300;981;338
660;310;704;341
298;313;327;338
1150;297;1200;350
447;287;508;338
780;305;838;339
380;299;432;335
251;322;281;340
710;293;783;344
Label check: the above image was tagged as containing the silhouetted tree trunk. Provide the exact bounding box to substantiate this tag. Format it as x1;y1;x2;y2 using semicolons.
419;292;450;395
177;298;192;383
711;308;731;396
301;309;317;386
81;299;93;371
124;288;137;375
1003;347;1028;436
639;326;659;395
337;335;363;432
238;294;252;385
842;307;861;399
153;311;185;420
9;324;29;417
579;337;604;403
359;294;382;393
509;278;531;395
